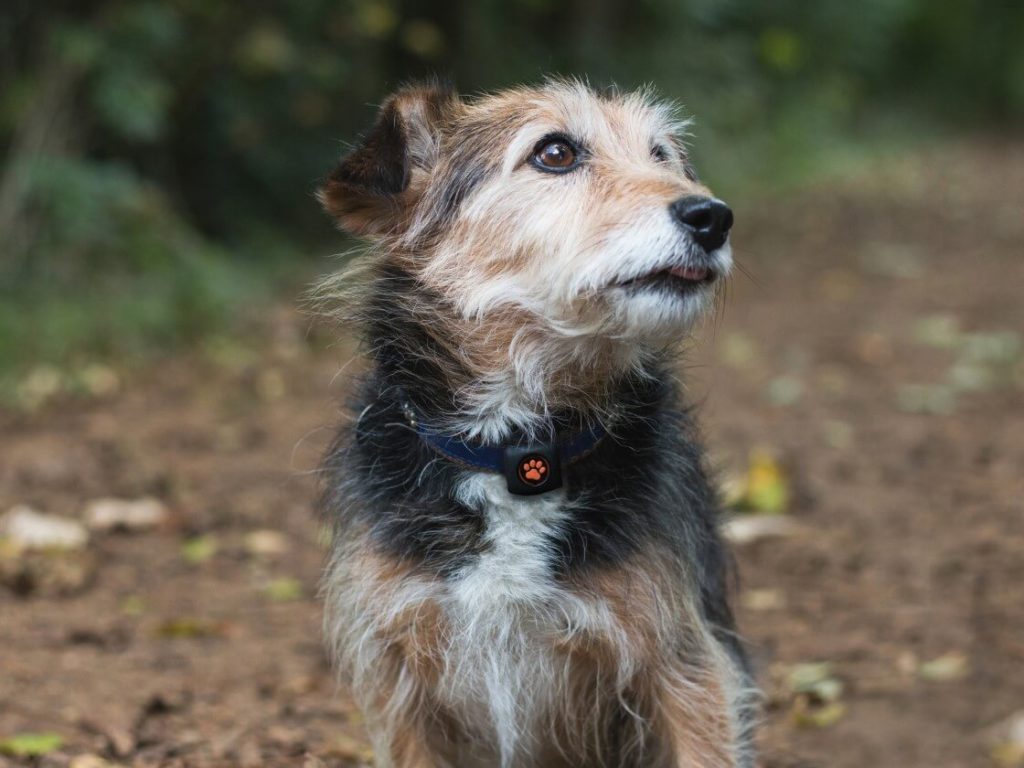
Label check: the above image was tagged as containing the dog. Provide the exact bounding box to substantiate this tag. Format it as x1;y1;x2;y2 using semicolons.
317;79;756;768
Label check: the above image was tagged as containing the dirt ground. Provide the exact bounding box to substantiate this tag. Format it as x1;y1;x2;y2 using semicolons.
2;141;1022;768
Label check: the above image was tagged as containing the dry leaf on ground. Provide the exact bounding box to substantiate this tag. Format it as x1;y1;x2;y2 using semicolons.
918;652;969;682
0;505;88;550
83;497;168;532
0;732;64;757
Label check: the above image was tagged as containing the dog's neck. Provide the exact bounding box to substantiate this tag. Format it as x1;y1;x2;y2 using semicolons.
362;265;663;443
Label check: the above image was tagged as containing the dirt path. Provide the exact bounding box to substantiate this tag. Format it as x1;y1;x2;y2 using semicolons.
2;141;1022;767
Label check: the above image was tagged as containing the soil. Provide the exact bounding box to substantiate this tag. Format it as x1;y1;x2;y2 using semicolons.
2;140;1022;768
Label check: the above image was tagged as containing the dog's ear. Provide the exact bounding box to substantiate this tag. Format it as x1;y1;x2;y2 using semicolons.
320;82;460;237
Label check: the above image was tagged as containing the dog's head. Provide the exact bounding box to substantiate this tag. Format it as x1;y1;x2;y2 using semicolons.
321;79;731;343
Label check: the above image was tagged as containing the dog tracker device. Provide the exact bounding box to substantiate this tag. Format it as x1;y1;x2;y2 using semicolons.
503;444;562;496
403;394;604;497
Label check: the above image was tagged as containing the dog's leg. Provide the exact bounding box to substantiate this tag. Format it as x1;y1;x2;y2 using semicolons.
377;719;451;768
652;663;740;768
365;632;460;768
366;664;458;768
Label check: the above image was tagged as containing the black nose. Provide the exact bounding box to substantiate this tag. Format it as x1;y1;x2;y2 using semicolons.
669;196;733;251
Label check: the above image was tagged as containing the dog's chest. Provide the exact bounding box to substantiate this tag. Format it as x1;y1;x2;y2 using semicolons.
435;475;589;755
452;473;567;603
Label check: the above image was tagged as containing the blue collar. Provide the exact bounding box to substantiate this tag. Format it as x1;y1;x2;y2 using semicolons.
399;400;607;496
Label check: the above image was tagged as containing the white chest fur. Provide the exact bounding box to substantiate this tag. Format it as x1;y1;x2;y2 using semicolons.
436;473;617;765
451;472;569;606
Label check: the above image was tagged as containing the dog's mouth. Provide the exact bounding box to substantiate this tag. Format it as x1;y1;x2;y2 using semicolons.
617;264;717;293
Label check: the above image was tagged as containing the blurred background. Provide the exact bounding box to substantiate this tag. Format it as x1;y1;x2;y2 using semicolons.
1;2;1023;767
2;0;1023;383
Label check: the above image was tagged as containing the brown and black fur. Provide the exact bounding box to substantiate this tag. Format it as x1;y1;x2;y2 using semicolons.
317;79;756;767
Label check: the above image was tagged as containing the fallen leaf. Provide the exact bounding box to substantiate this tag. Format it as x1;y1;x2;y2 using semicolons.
786;662;844;702
181;535;218;564
70;756;128;768
780;662;847;729
989;710;1024;767
719;473;746;509
75;364;121;397
822;420;853;450
728;449;790;514
896;384;956;415
70;755;127;768
947;361;996;393
962;331;1021;364
767;376;804;407
746;450;788;513
84;497;168;532
16;366;63;410
918;652;969;682
790;699;846;728
155;617;230;639
256;368;287;401
120;595;146;616
0;505;89;551
740;588;786;611
720;333;759;369
263;577;303;602
721;515;799;546
912;314;962;349
992;743;1024;768
0;732;64;757
244;529;290;557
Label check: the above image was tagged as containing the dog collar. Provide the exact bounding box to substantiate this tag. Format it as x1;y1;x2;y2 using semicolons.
399;400;607;496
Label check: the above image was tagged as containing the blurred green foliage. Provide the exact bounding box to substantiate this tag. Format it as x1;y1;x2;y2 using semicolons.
1;0;1022;378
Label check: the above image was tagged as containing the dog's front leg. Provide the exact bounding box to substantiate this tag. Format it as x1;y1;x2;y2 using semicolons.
368;684;457;768
373;720;451;768
365;654;457;768
654;666;740;768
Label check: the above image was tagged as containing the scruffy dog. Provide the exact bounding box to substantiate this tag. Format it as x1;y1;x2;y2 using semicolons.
317;79;755;768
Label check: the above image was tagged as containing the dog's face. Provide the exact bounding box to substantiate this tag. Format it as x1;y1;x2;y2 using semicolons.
321;80;732;343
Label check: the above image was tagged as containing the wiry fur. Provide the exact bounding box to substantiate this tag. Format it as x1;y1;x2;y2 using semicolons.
317;79;757;767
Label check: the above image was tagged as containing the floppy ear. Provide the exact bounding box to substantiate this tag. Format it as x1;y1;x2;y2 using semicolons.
319;82;460;237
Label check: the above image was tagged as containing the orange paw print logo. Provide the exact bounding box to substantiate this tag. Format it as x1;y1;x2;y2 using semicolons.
518;457;549;485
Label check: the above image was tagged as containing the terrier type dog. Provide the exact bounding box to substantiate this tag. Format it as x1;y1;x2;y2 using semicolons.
318;79;755;768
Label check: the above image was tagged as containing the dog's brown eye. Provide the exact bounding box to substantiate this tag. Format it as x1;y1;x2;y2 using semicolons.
534;140;577;171
652;145;670;163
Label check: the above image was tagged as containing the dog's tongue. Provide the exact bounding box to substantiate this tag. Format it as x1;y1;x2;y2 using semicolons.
668;265;708;282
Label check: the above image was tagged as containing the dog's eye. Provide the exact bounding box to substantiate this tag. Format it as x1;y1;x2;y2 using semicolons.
652;145;670;163
533;139;578;172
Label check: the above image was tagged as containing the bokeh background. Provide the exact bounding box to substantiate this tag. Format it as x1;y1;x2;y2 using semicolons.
3;0;1023;380
1;2;1023;767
